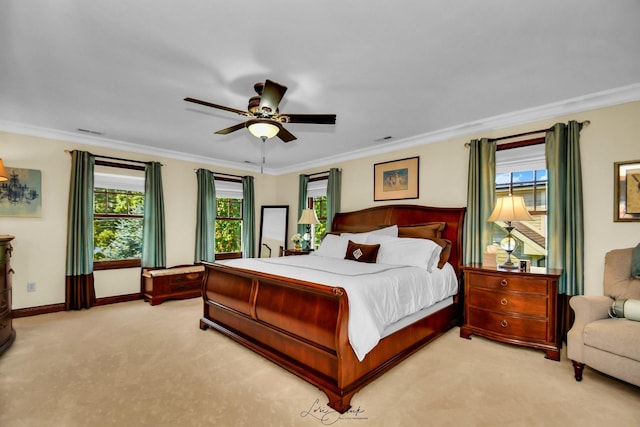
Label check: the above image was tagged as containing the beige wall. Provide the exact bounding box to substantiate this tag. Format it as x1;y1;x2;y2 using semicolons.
276;101;640;296
1;132;272;309
2;100;639;309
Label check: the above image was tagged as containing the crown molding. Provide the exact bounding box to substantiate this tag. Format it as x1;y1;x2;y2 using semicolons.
0;120;261;173
273;82;640;175
2;83;639;176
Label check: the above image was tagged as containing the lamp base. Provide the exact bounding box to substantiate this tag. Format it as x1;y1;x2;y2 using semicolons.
499;261;519;270
500;250;519;269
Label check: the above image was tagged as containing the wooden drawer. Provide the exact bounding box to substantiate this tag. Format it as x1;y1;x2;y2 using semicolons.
0;288;9;314
0;264;8;292
165;273;202;292
0;236;14;356
0;312;11;344
467;287;548;317
467;307;548;341
465;271;549;295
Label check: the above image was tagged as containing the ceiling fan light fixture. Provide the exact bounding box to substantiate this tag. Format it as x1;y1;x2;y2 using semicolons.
247;119;281;140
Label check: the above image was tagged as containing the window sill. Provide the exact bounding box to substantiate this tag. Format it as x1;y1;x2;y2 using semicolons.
94;259;141;270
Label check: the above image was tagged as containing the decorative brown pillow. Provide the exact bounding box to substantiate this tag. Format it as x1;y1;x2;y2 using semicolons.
398;222;446;240
432;238;452;269
345;240;380;263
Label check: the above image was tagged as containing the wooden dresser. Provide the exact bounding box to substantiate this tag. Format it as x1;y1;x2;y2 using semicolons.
142;264;205;306
0;235;15;356
460;264;563;360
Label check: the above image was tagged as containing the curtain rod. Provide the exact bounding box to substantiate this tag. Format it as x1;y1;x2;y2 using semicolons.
463;120;590;147
194;169;246;180
64;150;155;165
214;172;246;180
306;170;330;178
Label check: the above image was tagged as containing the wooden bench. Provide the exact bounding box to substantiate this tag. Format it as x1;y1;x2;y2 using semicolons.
141;264;205;306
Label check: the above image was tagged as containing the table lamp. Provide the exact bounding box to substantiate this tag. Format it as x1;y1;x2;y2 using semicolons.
297;208;320;250
487;195;533;269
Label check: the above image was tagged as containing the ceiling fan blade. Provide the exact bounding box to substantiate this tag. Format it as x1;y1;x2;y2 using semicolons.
284;113;336;125
184;97;248;116
259;80;287;115
277;126;297;143
215;122;247;135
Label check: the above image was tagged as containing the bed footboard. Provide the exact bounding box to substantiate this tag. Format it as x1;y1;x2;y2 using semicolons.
200;261;460;413
200;261;359;411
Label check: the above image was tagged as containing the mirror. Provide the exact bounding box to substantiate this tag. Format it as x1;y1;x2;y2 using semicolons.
258;205;289;258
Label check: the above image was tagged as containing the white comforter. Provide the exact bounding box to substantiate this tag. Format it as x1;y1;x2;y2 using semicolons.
218;254;458;361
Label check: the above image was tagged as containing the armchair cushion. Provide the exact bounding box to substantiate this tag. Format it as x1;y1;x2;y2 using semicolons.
583;318;640;362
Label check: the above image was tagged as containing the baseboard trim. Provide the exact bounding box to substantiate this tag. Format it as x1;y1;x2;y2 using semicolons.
12;303;66;318
12;293;143;318
94;293;142;306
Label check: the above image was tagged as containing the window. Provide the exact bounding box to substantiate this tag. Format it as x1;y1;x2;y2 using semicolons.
93;165;145;270
307;178;328;249
494;139;547;267
214;179;243;259
215;197;243;257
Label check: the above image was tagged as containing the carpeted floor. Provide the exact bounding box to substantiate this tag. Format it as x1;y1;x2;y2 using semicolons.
1;298;638;427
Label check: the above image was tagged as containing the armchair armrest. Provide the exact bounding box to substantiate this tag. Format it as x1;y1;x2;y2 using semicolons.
569;295;612;326
567;295;612;363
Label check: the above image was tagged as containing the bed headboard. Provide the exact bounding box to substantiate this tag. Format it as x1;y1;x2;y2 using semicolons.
332;204;466;279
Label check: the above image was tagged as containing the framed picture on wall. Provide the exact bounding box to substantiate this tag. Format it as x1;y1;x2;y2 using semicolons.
0;167;42;217
614;159;640;222
373;156;419;201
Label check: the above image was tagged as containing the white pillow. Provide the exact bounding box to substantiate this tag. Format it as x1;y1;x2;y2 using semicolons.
313;234;350;259
341;224;399;243
371;225;398;237
339;232;369;244
368;236;442;272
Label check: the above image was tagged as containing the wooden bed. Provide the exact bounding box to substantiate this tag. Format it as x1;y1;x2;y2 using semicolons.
200;204;466;413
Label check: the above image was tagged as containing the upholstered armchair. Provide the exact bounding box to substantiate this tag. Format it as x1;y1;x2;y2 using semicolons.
567;247;640;387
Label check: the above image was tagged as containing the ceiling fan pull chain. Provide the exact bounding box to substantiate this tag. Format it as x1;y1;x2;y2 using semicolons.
260;137;266;174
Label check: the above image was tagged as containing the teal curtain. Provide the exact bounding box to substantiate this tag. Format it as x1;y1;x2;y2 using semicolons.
326;168;342;232
546;121;584;295
297;174;309;236
65;150;96;310
464;138;497;265
194;169;216;263
242;176;255;258
141;162;166;268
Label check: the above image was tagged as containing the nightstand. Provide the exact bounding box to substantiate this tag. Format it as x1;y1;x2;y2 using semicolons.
284;249;313;256
460;264;563;361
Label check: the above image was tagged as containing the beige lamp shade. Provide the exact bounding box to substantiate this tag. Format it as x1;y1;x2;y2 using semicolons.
0;158;8;182
247;119;281;140
487;195;533;223
298;208;320;225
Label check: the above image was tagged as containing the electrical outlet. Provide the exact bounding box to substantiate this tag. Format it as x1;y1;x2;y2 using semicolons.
27;282;36;292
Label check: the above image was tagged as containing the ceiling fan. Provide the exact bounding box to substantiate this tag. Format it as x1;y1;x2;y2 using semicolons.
184;79;336;143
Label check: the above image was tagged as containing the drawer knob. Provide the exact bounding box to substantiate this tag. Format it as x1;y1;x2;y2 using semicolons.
500;320;509;328
500;279;508;287
500;298;508;306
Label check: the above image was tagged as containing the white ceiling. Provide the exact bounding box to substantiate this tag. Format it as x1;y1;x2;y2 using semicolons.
1;1;639;174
